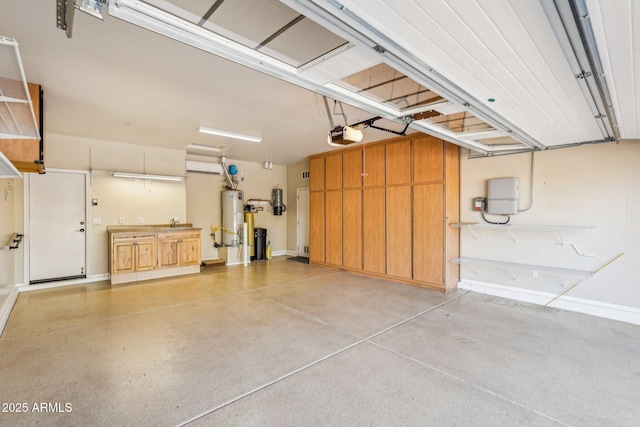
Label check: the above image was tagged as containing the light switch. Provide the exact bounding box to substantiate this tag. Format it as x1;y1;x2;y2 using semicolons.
92;218;101;225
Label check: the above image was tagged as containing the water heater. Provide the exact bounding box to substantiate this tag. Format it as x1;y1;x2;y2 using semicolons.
221;190;244;245
271;187;286;216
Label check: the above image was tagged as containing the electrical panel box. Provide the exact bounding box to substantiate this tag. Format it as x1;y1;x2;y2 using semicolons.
487;177;519;215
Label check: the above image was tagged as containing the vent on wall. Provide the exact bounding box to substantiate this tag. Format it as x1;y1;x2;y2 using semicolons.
302;170;310;180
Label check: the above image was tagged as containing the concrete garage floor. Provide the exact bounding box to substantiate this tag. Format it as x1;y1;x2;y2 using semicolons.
1;258;638;426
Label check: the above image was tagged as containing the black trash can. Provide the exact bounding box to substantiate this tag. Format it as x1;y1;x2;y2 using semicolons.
254;228;267;260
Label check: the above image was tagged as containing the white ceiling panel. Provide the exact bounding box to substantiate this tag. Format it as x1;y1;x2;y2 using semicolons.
1;0;634;167
586;0;639;138
297;45;381;85
334;0;606;147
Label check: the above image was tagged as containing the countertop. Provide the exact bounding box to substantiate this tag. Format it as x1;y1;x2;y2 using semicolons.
107;224;201;233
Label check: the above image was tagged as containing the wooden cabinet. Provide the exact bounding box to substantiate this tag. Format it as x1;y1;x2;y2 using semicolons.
325;154;342;190
180;234;201;266
386;186;412;279
363;145;385;187
413;184;444;284
112;233;156;274
157;231;201;268
309;157;325;191
108;227;202;285
363;188;385;274
308;133;459;292
385;140;411;185
413;136;443;183
343;189;362;270
309;191;325;263
325;191;343;266
343;150;362;189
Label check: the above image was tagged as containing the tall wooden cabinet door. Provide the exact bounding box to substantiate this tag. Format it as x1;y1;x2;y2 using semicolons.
343;189;362;269
385;186;412;279
363;145;385;187
385;140;411;185
136;240;156;271
363;188;385;274
309;157;325;192
325;154;343;190
413;184;444;285
325;191;343;266
343;149;362;189
413;136;443;183
309;191;325;263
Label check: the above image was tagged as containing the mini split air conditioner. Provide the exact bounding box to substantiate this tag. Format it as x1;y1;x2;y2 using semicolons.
185;160;223;175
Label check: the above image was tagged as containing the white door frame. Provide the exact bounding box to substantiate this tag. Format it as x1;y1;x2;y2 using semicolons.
296;187;309;257
23;169;91;287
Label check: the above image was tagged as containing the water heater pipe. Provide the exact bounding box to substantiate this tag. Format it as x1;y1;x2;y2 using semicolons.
220;155;234;188
243;222;248;266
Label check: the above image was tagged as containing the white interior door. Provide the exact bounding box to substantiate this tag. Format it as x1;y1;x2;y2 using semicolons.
29;171;86;283
297;188;309;257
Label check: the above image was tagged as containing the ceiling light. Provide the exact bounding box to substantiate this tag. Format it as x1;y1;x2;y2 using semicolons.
186;144;221;152
198;126;261;143
113;172;182;181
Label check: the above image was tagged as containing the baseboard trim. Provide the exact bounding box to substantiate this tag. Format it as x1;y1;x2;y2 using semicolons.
19;274;109;293
284;250;298;257
0;286;20;336
459;279;640;326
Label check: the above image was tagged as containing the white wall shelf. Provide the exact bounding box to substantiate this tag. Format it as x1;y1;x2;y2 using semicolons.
450;257;593;288
450;223;595;257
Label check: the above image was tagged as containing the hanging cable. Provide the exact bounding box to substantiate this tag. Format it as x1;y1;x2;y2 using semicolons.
480;200;510;225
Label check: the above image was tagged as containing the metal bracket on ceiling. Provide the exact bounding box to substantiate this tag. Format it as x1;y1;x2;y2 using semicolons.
56;0;76;38
348;115;413;137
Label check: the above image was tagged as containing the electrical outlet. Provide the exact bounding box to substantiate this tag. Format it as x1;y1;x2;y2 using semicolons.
138;217;144;223
118;217;125;224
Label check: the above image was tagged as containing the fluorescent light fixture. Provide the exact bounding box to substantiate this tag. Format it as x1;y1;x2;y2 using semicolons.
186;143;221;152
198;126;262;143
113;172;182;181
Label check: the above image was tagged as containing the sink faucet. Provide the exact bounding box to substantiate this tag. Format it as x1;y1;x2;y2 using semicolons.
171;218;178;227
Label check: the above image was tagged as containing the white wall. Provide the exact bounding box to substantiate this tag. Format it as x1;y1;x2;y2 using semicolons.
45;134;186;277
460;141;640;321
186;158;288;261
1;178;23;286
